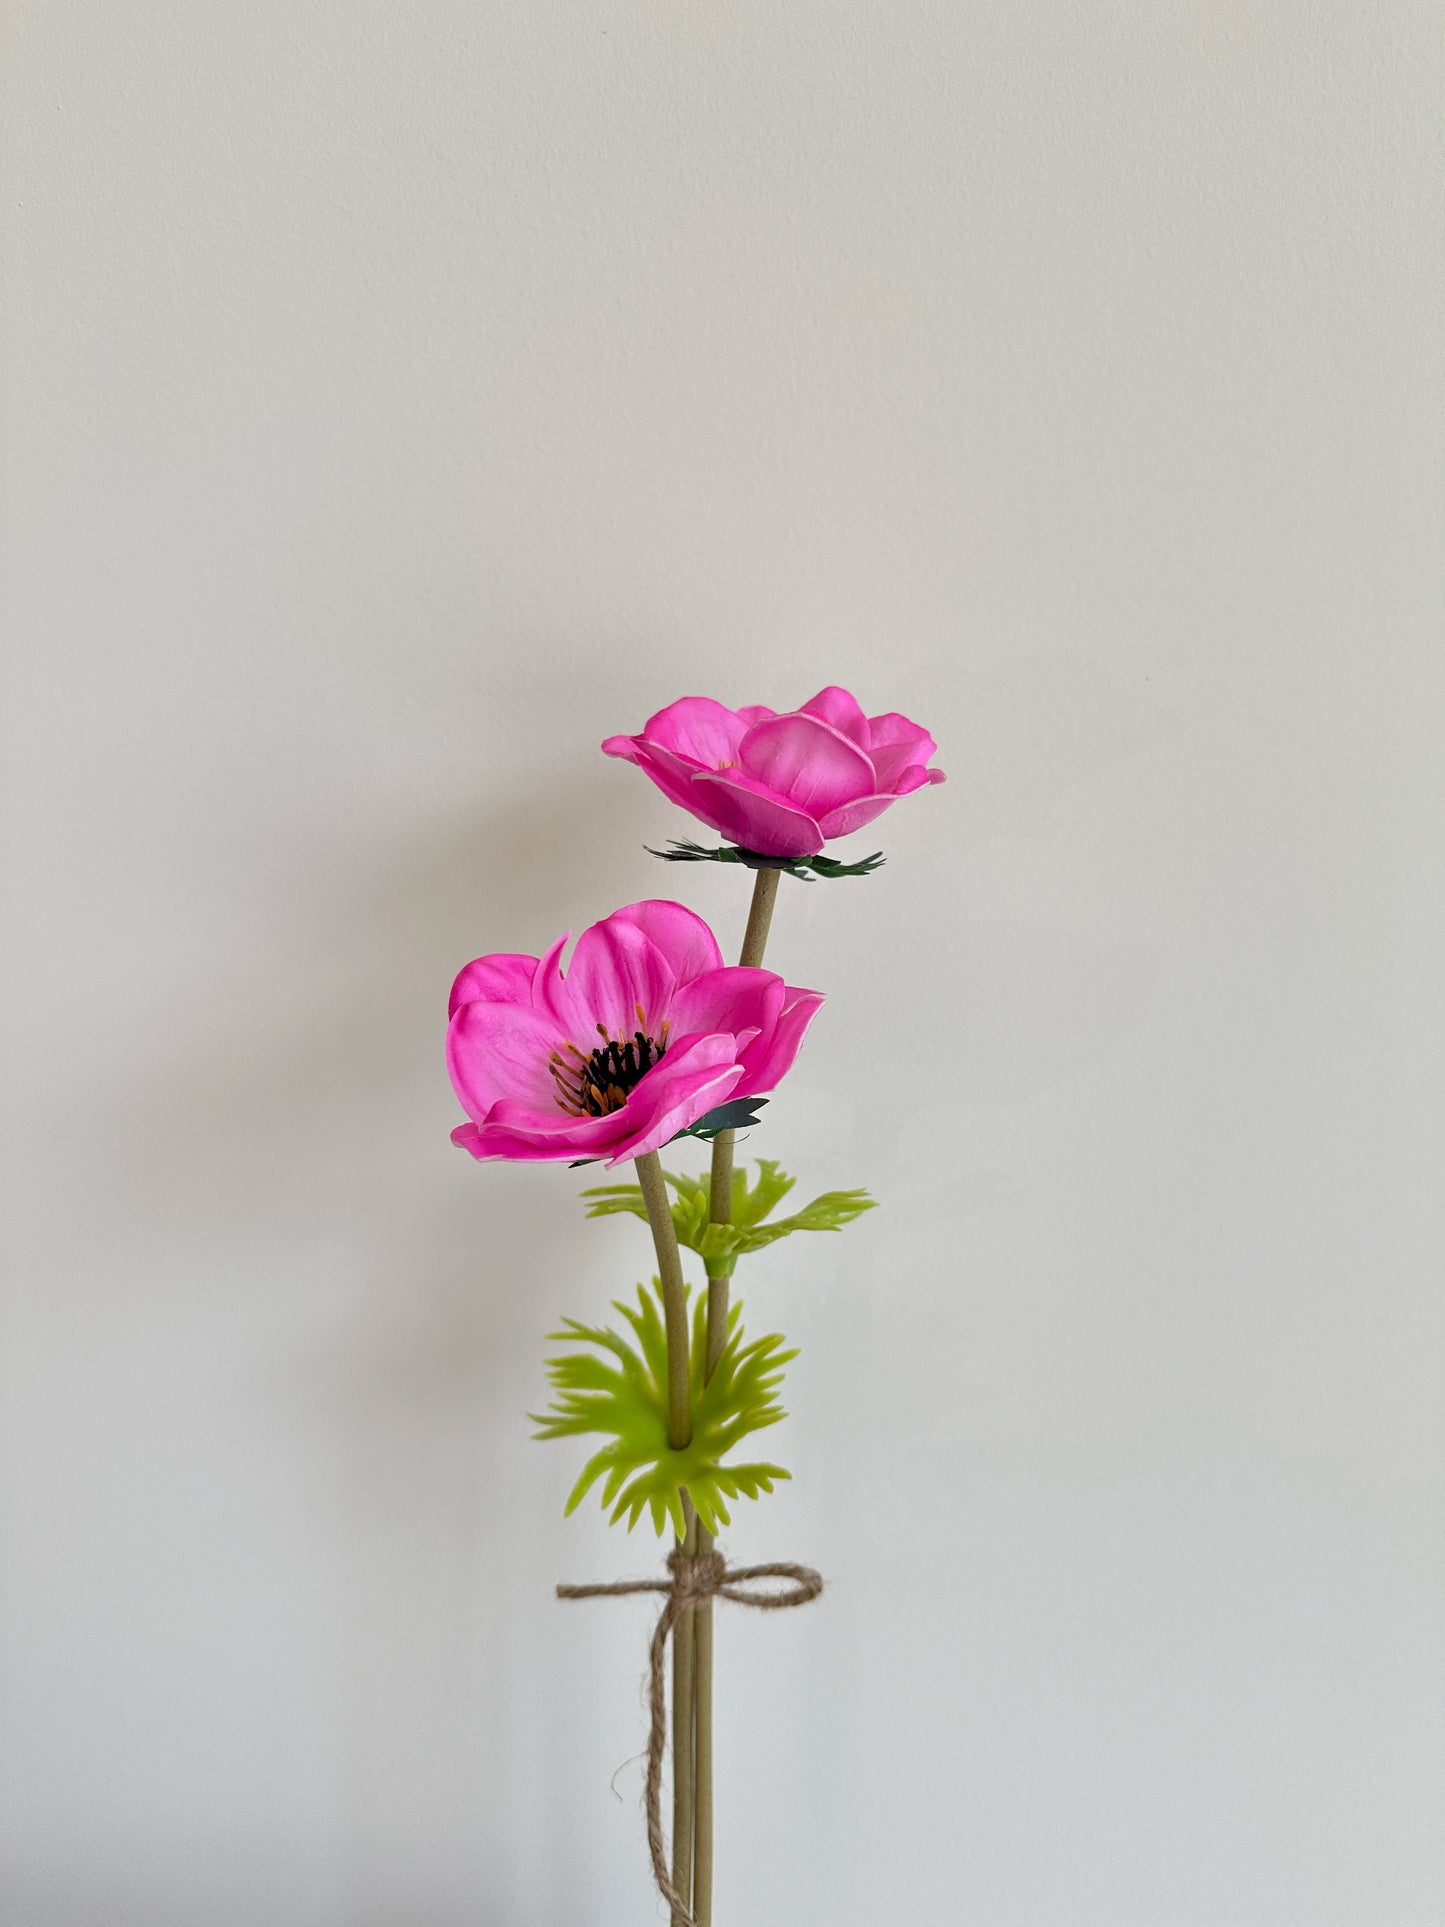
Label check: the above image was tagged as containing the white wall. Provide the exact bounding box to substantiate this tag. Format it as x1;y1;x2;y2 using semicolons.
4;5;1442;1923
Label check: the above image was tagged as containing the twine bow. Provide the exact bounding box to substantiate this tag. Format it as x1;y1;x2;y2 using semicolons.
558;1545;824;1923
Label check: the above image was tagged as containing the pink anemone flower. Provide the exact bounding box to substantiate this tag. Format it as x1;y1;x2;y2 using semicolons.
602;685;945;860
447;899;823;1166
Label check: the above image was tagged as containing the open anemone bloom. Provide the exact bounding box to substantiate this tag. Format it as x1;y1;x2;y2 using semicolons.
447;899;823;1166
602;685;945;861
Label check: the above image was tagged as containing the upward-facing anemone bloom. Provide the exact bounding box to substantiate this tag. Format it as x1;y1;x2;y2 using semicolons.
603;685;945;861
447;900;822;1166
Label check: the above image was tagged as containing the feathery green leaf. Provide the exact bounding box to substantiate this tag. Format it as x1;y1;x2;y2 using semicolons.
580;1158;877;1277
532;1280;795;1537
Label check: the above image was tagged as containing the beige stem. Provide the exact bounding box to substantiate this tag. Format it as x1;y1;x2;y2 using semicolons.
634;1147;696;1919
693;862;780;1925
671;1498;697;1916
634;1151;692;1452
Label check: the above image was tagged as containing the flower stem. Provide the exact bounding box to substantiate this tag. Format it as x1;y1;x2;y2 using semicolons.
672;1496;698;1915
693;862;780;1924
635;1147;696;1918
738;863;782;971
634;1151;692;1453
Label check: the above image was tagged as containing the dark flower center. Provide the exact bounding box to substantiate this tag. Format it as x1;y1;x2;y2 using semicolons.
549;1007;670;1118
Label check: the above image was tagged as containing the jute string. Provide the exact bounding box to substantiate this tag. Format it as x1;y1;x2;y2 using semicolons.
557;1545;824;1925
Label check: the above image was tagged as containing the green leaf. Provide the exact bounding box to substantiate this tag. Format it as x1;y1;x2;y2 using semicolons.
565;1098;769;1169
800;848;886;878
730;1157;797;1228
646;838;765;868
646;838;885;881
673;1096;769;1142
532;1281;796;1537
580;1159;877;1277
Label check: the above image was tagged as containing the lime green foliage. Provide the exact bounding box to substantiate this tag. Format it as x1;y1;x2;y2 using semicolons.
532;1281;794;1538
580;1159;877;1279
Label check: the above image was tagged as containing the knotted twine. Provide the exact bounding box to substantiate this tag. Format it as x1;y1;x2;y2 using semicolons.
557;1545;824;1924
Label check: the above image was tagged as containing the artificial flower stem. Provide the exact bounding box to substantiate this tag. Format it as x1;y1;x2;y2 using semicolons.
635;1147;697;1917
704;861;781;1287
738;863;782;971
634;1151;693;1452
693;862;780;1924
672;1496;699;1916
692;1552;714;1923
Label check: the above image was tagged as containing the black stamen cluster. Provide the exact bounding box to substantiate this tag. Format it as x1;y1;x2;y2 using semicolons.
577;1030;665;1116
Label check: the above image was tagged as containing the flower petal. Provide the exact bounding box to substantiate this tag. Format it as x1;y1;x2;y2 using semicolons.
639;696;754;771
737;982;824;1092
800;686;869;745
471;1032;746;1165
666;966;784;1067
600;739;704;816
530;931;573;1018
601;1032;747;1163
609;899;724;987
557;912;677;1040
687;767;825;857
814;792;902;839
448;952;537;1019
462;1105;637;1162
863;712;939;789
446;998;561;1121
738;712;877;817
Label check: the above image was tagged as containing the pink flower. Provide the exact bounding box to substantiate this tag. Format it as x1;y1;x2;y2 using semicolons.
447;899;823;1166
602;686;945;860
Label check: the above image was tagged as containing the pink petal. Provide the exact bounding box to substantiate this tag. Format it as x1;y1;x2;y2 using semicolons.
869;743;939;790
667;966;784;1061
448;952;537;1019
638;696;754;771
800;686;869;745
472;1033;746;1165
463;1128;605;1163
600;739;704;816
814;792;902;839
687;767;825;857
530;932;573;1017
863;712;938;789
608;899;724;987
461;1105;636;1162
455;1129;559;1162
446;999;561;1122
738;983;824;1092
453;1115;622;1164
865;709;937;749
738;712;877;817
601;1032;748;1163
555;912;677;1041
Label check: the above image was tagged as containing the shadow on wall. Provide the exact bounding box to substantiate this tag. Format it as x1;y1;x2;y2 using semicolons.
101;763;639;1357
82;761;655;1923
